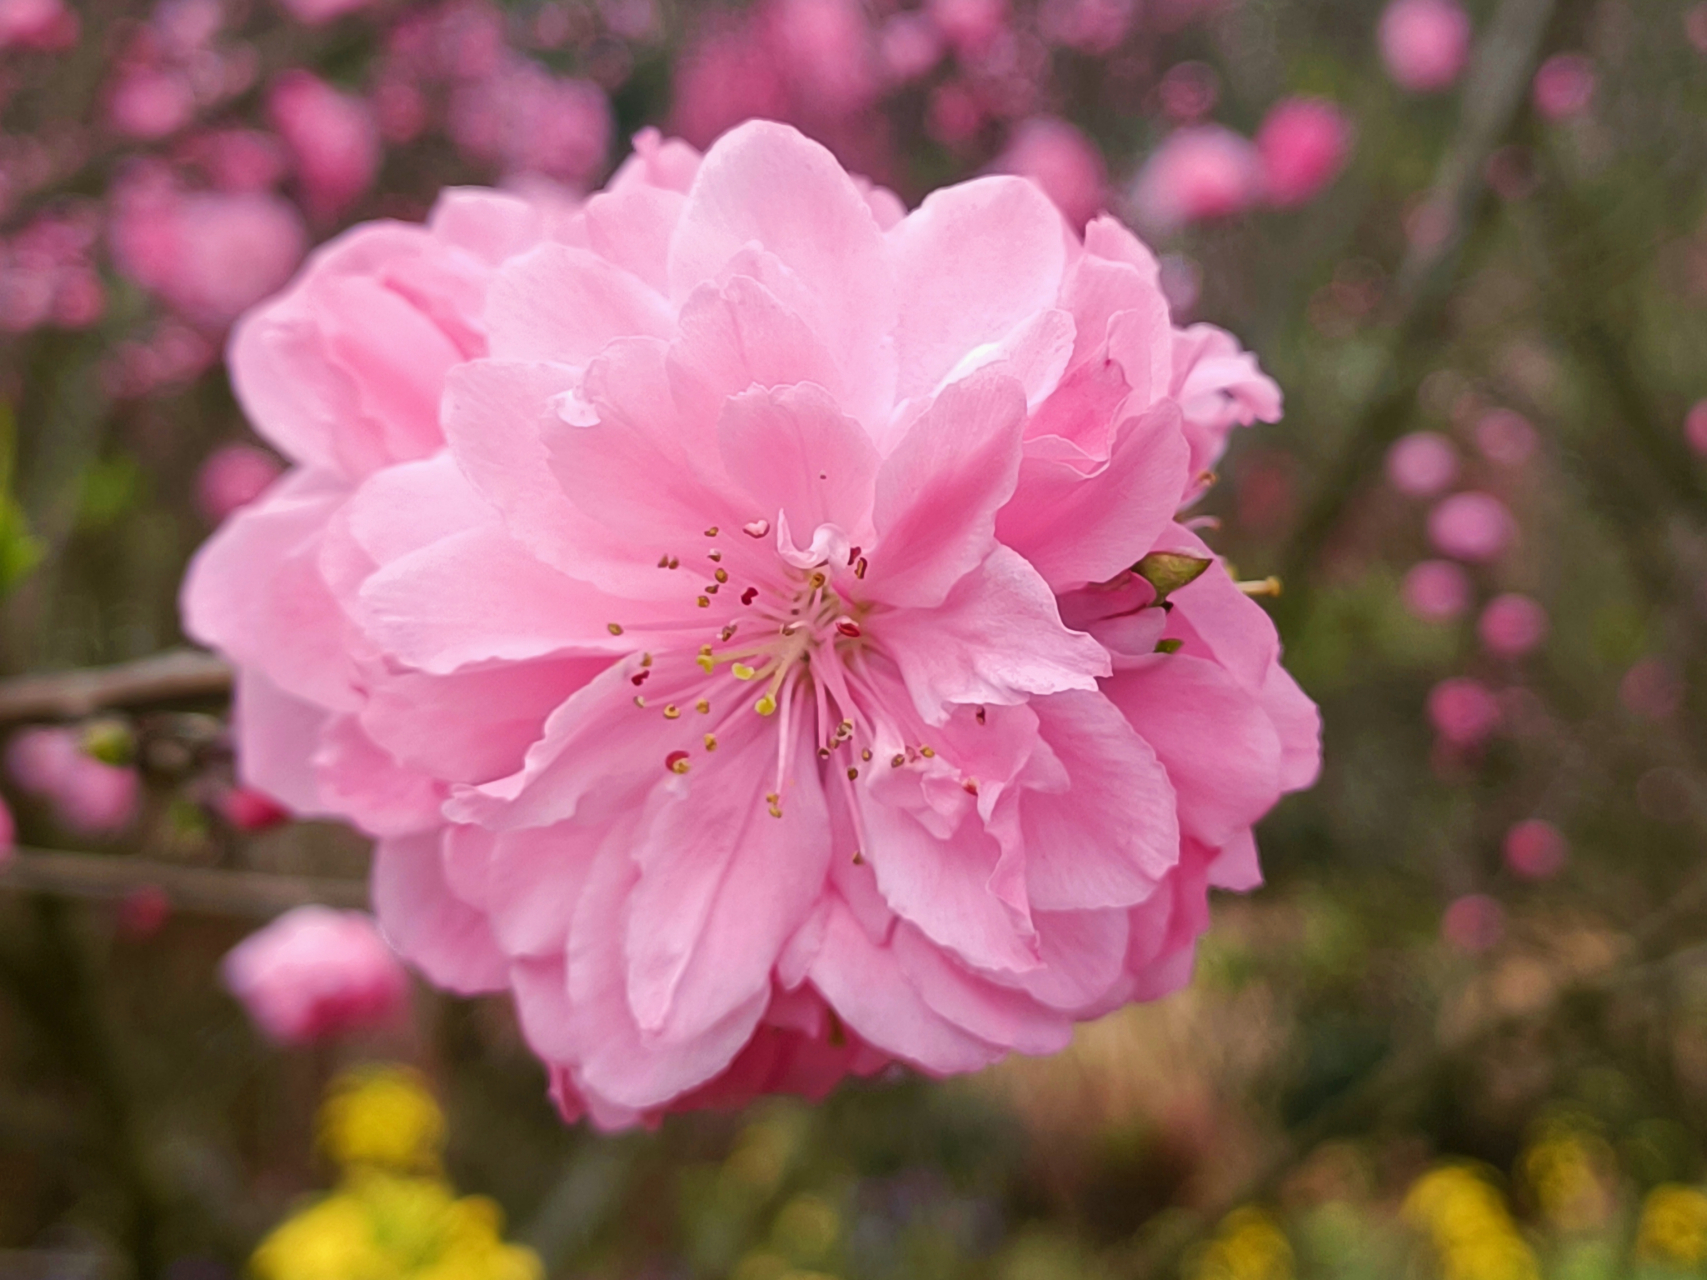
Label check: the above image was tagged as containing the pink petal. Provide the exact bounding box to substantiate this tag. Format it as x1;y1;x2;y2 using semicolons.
371;829;509;993
581;184;687;295
231;669;335;816
717;382;880;543
891;175;1069;400
868;370;1028;608
313;714;445;836
485;242;675;364
891;922;1073;1054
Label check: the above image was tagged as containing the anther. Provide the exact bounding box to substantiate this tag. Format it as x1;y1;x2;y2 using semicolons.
668;556;679;569
657;554;670;568
695;699;710;714
732;663;757;680
848;545;862;565
861;749;872;761
663;705;680;719
606;623;624;635
836;720;853;740
631;670;650;686
704;526;719;537
714;567;729;584
705;583;720;595
919;746;935;758
847;767;859;780
854;557;868;579
975;706;986;724
962;778;980;795
666;751;691;774
704;733;718;751
719;624;738;641
851;851;864;865
633;696;646;708
741;587;759;606
697;595;712;608
641;653;653;667
743;519;769;538
818;748;831;760
835;616;861;638
1236;576;1284;598
809;571;827;590
755;695;778;716
707;549;723;562
890;753;905;768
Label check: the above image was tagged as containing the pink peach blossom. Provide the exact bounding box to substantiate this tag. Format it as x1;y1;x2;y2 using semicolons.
4;726;140;835
196;444;284;522
1441;893;1502;952
927;0;1008;55
109;167;306;329
222;906;409;1043
990;117;1107;230
0;0;78;50
1427;676;1501;746
1532;53;1594;121
1477;593;1547;658
183;123;1316;1128
1428;491;1513;562
268;70;380;220
1157;62;1218;123
1379;0;1471;94
276;0;373;24
1130;126;1261;231
1256;97;1353;208
1402;560;1470;622
107;65;197;140
879;11;945;82
0;793;13;867
1685;400;1707;455
220;785;291;830
1385;430;1458;496
1503;819;1565;880
1475;408;1537;465
1038;0;1134;53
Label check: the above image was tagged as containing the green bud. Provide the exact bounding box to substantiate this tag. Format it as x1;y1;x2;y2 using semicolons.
1134;552;1213;604
81;718;136;766
1154;638;1184;654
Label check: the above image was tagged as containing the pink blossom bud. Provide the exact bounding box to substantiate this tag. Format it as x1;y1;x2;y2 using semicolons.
1474;408;1537;465
925;80;985;145
275;0;373;24
1130;126;1261;231
990;116;1107;229
1477;593;1547;657
1685;399;1707;455
0;793;14;868
1038;0;1135;53
1442;893;1503;952
1385;430;1459;497
117;885;171;939
1428;677;1501;746
0;0;79;50
108;66;197;140
1503;819;1566;880
5;726;140;835
221;906;409;1044
219;785;290;831
879;11;944;82
927;0;1008;55
268;70;380;220
1428;491;1514;562
1402;559;1471;621
195;444;283;522
1255;96;1353;207
1157;61;1218;122
1379;0;1471;94
1532;53;1594;121
1621;658;1681;720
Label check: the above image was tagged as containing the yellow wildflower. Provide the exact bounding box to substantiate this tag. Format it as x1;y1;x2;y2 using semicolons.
1402;1164;1537;1280
1636;1184;1707;1268
1189;1207;1294;1280
318;1065;446;1175
1518;1122;1613;1232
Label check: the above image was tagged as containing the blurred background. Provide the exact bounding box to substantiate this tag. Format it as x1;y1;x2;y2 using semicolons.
1;0;1706;1276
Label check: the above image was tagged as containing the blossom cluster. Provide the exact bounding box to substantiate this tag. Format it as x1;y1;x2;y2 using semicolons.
184;121;1318;1126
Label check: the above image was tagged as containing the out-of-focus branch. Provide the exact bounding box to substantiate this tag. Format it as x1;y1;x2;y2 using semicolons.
0;848;367;917
1274;0;1561;624
0;648;230;724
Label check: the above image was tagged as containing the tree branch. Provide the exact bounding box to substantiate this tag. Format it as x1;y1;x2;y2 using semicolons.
0;847;367;917
0;649;230;725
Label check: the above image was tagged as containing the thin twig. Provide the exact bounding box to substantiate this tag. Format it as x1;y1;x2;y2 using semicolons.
1274;0;1560;624
0;847;367;917
0;649;231;725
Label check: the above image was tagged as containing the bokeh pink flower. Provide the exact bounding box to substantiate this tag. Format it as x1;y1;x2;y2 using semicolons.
1503;819;1566;880
268;70;380;221
196;444;284;522
222;906;409;1043
1256;97;1353;208
1131;126;1261;230
1478;594;1547;658
1428;491;1514;563
5;726;141;836
991;116;1107;230
1386;431;1459;497
1402;560;1470;622
1532;54;1595;121
1428;677;1501;746
1378;0;1471;94
183;122;1317;1128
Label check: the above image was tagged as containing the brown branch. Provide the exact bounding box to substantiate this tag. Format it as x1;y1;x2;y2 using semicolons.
0;649;231;725
0;848;367;918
